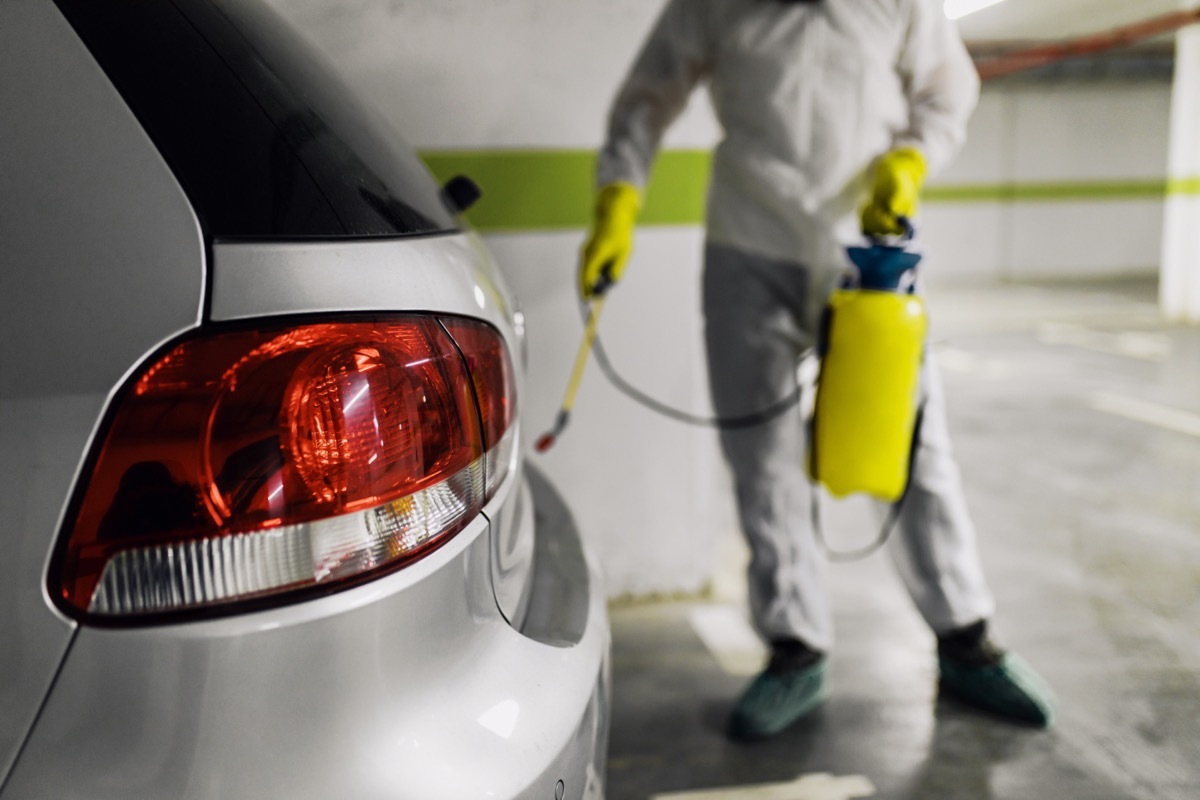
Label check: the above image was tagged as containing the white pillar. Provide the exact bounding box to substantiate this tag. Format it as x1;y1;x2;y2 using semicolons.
1161;8;1200;323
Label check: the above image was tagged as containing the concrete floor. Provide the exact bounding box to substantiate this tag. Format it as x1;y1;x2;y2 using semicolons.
606;278;1200;800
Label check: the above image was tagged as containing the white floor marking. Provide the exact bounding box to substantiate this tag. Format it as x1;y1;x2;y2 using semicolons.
1089;392;1200;438
933;346;979;374
650;772;876;800
687;604;767;677
1038;322;1170;362
931;345;1012;380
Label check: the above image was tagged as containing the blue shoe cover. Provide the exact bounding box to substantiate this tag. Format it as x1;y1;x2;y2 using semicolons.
939;651;1055;727
727;659;828;741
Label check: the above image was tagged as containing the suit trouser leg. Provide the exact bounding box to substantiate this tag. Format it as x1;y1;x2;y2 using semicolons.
881;352;995;635
703;243;833;651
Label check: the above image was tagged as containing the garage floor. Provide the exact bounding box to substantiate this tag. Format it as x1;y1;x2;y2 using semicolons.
605;277;1200;800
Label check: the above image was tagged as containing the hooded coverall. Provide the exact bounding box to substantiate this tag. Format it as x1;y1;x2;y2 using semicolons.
596;0;994;651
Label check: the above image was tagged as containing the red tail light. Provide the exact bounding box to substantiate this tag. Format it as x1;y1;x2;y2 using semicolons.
441;318;517;497
51;315;515;623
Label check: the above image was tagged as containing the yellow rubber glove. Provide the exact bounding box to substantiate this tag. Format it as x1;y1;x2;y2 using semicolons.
860;147;927;237
579;182;641;299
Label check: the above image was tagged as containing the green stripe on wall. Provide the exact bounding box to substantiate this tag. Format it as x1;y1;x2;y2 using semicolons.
420;149;1197;233
925;179;1169;203
420;149;710;231
1167;176;1200;196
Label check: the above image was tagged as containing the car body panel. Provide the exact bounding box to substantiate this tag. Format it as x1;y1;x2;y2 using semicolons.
0;0;204;782
488;465;537;627
3;467;608;800
210;234;514;330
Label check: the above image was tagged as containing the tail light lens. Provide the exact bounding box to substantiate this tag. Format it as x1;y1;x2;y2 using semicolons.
51;315;515;623
441;318;517;498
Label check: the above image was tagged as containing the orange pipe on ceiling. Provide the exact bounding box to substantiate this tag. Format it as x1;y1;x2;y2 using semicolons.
971;8;1200;81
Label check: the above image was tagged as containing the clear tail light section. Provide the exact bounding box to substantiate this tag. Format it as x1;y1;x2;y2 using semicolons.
51;315;515;623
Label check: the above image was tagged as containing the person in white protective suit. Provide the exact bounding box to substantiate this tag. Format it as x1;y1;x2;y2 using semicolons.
579;0;1056;740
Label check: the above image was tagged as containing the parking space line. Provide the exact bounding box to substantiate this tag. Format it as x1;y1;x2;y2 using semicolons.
649;772;876;800
932;345;1013;380
1089;392;1200;438
687;604;767;677
1039;322;1170;362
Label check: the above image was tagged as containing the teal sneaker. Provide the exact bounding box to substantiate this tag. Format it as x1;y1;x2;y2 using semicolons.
728;639;828;741
937;621;1055;728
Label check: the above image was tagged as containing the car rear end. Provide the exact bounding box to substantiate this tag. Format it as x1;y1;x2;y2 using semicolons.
0;1;609;797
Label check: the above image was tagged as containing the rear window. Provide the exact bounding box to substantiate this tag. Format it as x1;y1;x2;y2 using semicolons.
54;0;458;240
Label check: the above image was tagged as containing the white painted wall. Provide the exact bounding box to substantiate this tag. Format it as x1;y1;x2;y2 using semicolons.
268;0;1174;597
924;84;1171;282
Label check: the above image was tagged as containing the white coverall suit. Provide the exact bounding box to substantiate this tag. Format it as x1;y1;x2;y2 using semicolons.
597;0;994;651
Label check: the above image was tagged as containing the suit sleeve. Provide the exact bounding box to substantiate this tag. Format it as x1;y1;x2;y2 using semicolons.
893;0;980;176
596;0;713;189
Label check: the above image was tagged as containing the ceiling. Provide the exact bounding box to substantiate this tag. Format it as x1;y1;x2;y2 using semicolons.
956;0;1188;42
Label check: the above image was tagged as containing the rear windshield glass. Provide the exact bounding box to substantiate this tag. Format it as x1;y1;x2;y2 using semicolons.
54;0;458;239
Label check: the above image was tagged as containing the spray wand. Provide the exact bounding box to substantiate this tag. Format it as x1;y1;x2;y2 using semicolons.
534;272;613;453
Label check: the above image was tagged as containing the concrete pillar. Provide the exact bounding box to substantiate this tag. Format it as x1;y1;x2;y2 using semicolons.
1161;7;1200;323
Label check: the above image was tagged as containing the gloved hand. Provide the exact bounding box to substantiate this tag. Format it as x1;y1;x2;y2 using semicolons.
860;147;927;237
579;182;641;299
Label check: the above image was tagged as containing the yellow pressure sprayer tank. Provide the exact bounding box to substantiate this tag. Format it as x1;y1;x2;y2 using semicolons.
808;238;926;503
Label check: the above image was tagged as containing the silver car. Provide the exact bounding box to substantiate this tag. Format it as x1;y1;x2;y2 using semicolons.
0;0;610;797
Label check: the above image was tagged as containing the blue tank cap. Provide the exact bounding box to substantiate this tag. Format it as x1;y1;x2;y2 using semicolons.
846;244;923;291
